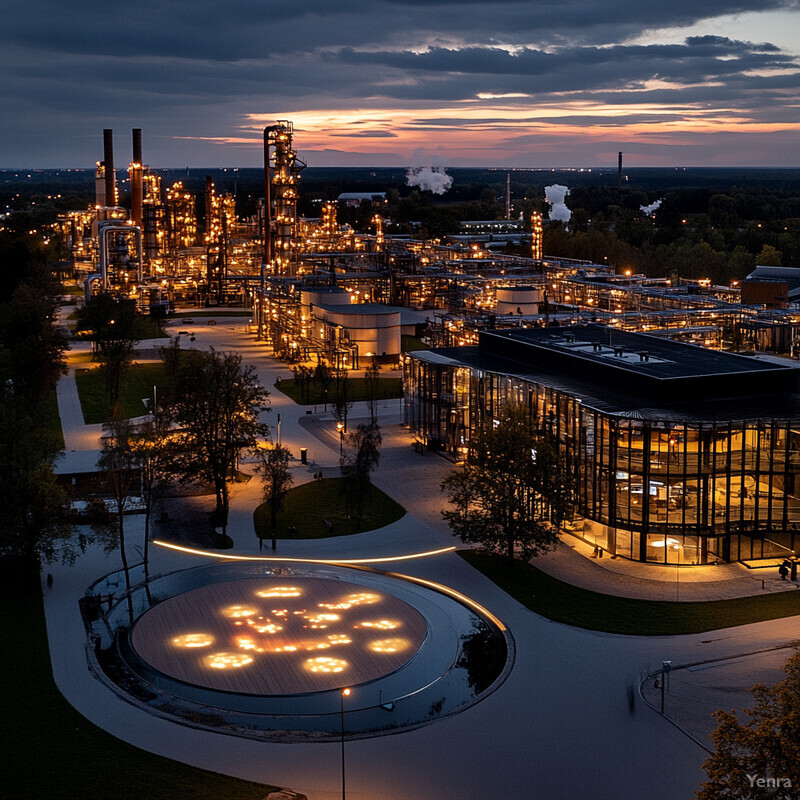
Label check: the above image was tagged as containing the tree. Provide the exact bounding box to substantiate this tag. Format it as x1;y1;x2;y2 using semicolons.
364;359;381;424
697;650;800;799
332;367;353;433
0;401;74;575
0;231;73;581
756;244;783;267
340;422;382;529
314;358;333;410
76;294;140;408
130;410;174;590
167;348;270;543
255;444;293;549
441;405;573;561
96;416;140;621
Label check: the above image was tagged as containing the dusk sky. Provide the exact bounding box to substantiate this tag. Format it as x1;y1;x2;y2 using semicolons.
3;0;800;168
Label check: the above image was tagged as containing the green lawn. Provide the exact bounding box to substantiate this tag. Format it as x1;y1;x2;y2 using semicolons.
254;476;406;539
460;550;800;636
401;334;429;352
132;317;168;340
171;310;253;318
275;376;403;406
1;586;276;800
75;362;173;423
42;385;65;451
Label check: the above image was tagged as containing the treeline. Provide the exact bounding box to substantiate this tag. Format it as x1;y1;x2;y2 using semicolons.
0;228;71;584
541;186;800;284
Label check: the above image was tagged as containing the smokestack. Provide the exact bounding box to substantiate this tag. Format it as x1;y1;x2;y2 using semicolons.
505;173;511;220
103;129;116;207
617;151;623;190
130;129;143;227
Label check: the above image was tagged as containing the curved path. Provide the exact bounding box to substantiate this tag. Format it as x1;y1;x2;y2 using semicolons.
43;315;800;800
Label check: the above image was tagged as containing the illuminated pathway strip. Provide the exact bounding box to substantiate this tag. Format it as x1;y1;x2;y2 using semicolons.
152;539;506;631
152;540;456;564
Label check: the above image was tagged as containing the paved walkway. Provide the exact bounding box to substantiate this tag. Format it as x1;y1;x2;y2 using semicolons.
40;315;800;800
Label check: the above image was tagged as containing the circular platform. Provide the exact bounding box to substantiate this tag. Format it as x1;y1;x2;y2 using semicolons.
131;576;428;695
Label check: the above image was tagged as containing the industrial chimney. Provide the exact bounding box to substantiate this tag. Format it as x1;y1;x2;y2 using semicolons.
103;129;116;207
617;151;623;190
130;128;143;227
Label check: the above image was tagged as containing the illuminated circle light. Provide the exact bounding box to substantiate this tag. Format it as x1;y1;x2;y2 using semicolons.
172;633;214;648
344;592;380;606
224;605;259;618
358;620;398;630
205;652;254;670
305;656;348;674
368;638;409;654
256;586;301;598
248;620;283;634
303;613;340;629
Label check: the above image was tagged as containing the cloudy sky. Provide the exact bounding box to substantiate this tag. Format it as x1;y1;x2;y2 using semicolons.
3;0;799;168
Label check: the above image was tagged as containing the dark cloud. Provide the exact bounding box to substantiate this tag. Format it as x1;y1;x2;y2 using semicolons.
1;0;799;165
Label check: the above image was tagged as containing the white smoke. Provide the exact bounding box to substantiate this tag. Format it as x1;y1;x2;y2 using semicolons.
640;199;663;216
406;165;453;195
545;184;571;223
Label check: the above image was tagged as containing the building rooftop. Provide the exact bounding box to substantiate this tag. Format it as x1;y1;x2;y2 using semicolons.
412;324;800;421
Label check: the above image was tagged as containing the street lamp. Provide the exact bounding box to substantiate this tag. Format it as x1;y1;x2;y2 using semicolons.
337;421;344;457
340;687;351;800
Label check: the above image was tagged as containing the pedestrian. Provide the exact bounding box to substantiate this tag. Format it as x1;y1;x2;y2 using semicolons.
46;573;53;589
780;561;790;580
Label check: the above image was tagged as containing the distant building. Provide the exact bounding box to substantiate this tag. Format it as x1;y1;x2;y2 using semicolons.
742;266;800;308
405;324;800;565
337;192;388;207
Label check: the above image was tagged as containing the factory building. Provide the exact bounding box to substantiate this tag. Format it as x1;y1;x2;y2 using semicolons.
404;324;800;565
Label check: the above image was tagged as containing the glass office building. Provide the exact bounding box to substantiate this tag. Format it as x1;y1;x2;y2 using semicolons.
404;325;800;565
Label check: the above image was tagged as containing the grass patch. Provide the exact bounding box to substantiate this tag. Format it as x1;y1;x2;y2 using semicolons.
275;376;403;406
41;385;65;451
1;585;275;800
171;310;252;318
254;477;406;539
459;550;800;636
132;316;168;340
60;283;83;296
401;334;429;352
75;362;173;423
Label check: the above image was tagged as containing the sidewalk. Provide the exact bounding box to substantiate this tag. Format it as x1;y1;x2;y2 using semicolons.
640;644;799;748
533;533;800;602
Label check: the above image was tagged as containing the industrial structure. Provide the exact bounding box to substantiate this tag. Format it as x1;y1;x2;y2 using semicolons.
57;125;800;366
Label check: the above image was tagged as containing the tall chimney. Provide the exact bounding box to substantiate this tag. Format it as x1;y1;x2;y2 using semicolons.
505;173;511;220
103;129;116;207
130;128;143;227
617;151;623;190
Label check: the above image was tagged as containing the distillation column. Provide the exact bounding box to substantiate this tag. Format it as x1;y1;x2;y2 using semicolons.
263;121;306;277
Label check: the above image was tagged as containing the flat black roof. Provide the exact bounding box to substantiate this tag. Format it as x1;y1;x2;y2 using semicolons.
481;325;786;380
412;325;800;420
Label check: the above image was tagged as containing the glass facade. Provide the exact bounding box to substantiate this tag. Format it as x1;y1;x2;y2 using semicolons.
404;353;800;565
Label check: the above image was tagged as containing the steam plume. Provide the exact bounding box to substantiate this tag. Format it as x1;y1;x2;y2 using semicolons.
406;165;453;195
640;199;663;215
545;184;571;223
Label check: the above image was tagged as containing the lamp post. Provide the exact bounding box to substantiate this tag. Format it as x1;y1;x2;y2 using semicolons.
337;421;344;457
340;687;351;800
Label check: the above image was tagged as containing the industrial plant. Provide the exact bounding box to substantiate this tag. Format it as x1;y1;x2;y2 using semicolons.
54;123;800;567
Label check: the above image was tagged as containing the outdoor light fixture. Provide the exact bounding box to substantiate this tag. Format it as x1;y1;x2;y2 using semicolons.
341;688;351;800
